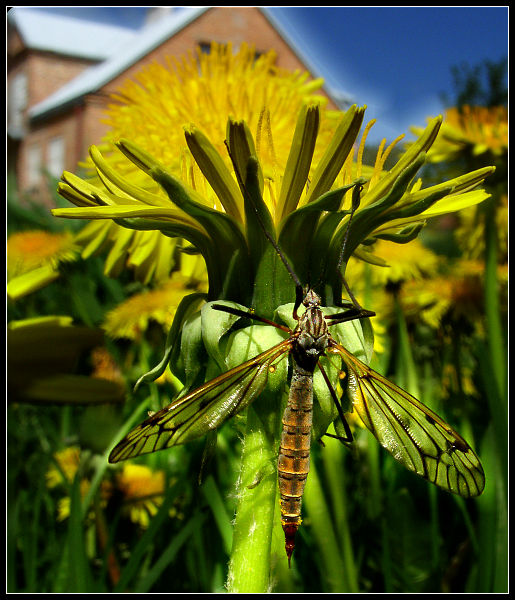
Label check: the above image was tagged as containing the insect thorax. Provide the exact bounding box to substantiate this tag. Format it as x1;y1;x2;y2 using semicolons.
292;305;329;372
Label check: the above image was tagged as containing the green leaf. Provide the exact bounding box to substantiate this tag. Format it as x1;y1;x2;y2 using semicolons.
151;167;249;300
17;374;125;405
134;292;206;391
373;222;425;244
278;183;357;284
226;118;264;195
305;104;366;203
201;301;251;371
184;125;243;223
277;103;320;221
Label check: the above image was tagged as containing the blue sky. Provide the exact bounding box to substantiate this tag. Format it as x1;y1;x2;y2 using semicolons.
269;7;508;142
24;6;508;143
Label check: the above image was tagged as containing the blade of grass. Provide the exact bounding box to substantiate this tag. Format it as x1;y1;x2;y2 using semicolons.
113;480;185;592
133;513;208;592
201;474;233;555
65;470;94;591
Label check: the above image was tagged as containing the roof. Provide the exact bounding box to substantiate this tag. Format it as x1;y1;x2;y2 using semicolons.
28;7;209;121
25;7;352;121
8;7;136;61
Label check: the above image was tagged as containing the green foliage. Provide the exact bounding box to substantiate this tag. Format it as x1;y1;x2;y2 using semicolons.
440;57;508;109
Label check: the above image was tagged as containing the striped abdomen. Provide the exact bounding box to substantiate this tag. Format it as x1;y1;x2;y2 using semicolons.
278;364;314;565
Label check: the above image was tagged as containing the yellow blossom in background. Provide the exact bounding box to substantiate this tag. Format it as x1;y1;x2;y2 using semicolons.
399;258;498;331
46;446;113;521
103;271;206;340
46;445;81;488
7;230;78;278
90;346;124;384
7;230;79;299
116;464;167;528
414;105;508;163
349;238;441;287
411;105;506;263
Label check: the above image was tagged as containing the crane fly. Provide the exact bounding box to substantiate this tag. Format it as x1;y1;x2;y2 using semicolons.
108;182;485;565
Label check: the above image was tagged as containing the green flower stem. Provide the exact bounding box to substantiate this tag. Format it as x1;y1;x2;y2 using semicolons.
226;405;280;592
394;295;420;398
484;198;507;407
477;196;508;593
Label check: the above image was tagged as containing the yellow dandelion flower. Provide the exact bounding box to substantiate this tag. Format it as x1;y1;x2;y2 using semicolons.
7;230;78;279
90;346;124;384
355;238;441;286
401;276;454;329
46;445;81;488
7;230;79;299
399;258;496;330
46;446;116;521
104;272;204;340
53;43;495;440
116;464;166;528
417;105;507;163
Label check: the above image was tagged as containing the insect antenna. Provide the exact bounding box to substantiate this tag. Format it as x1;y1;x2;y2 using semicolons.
335;181;367;308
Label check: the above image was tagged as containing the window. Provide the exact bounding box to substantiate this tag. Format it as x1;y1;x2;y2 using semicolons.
47;136;65;178
8;71;28;133
27;143;42;187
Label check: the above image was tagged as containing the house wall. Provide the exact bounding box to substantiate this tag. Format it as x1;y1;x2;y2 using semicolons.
7;25;98;202
11;7;334;205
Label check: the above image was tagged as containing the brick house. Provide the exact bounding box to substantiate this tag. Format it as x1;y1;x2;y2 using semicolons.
7;7;349;205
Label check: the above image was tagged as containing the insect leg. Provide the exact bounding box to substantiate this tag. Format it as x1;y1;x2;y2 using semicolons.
211;303;291;333
325;306;375;325
317;360;353;443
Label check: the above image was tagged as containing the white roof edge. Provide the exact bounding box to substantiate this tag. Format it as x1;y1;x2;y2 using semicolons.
29;7;210;120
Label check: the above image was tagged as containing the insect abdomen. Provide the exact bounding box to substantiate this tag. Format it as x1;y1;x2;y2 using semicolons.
278;366;313;565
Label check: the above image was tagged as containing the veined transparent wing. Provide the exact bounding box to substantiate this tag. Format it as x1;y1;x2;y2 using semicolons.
328;340;485;498
109;338;292;463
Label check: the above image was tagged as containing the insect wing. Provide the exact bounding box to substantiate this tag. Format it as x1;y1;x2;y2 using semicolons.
328;340;485;498
109;338;292;463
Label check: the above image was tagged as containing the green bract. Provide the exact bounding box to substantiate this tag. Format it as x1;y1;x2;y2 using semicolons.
54;105;494;313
